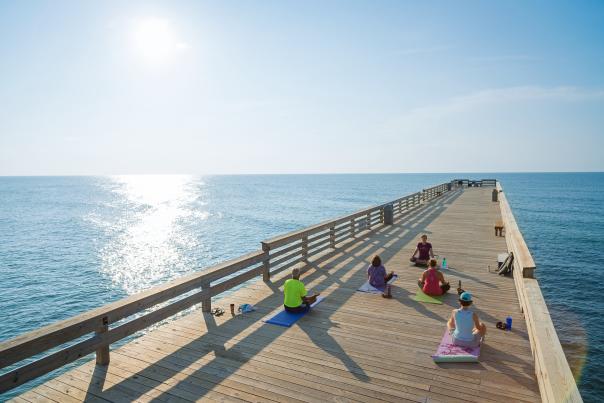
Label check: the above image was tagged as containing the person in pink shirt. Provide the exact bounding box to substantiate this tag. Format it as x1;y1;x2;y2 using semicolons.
418;259;450;296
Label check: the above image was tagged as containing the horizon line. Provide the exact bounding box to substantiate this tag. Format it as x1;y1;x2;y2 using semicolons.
1;170;603;177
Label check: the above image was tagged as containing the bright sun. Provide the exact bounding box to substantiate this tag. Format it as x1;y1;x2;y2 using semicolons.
132;18;187;64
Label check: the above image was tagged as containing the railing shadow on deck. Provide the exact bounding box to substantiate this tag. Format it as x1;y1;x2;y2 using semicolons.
84;190;463;401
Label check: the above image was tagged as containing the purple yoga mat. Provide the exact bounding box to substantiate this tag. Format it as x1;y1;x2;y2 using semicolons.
432;330;480;362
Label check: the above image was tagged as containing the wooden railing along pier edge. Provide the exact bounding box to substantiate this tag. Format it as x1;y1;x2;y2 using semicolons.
497;183;582;403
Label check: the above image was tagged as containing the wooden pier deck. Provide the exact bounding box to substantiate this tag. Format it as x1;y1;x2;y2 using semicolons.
11;188;543;402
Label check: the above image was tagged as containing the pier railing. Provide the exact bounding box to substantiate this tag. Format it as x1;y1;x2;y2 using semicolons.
497;183;582;403
0;181;452;394
260;182;450;279
452;178;497;187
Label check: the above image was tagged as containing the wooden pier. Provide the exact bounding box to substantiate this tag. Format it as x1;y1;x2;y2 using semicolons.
0;182;581;402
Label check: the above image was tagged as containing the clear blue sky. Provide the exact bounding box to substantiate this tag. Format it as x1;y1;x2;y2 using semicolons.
1;0;603;174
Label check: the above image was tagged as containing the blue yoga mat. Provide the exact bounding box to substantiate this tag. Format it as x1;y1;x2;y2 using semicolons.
264;296;325;327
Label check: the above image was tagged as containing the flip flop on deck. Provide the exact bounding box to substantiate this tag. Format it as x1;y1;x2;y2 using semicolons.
357;275;398;294
263;296;325;327
413;289;444;304
432;329;481;363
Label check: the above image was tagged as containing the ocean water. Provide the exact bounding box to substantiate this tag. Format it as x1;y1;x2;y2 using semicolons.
0;173;602;401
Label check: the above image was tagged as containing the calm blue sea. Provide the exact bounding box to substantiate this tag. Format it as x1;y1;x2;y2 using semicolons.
0;173;602;401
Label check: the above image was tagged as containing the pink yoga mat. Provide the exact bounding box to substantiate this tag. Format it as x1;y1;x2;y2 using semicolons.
432;330;480;362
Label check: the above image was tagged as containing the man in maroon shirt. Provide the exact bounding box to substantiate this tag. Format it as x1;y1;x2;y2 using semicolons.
410;234;434;266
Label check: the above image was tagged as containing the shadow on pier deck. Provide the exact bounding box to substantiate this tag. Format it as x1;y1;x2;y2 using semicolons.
14;188;541;403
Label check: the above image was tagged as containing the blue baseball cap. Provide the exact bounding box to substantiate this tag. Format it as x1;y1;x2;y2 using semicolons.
460;292;472;302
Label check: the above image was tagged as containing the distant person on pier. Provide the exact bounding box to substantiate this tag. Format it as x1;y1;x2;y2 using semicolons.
418;259;450;296
367;255;395;298
410;234;434;266
283;268;320;313
447;292;487;347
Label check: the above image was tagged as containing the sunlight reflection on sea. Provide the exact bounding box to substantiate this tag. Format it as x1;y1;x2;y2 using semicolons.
97;175;204;294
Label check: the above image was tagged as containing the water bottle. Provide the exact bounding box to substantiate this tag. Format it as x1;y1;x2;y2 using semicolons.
442;257;447;269
506;316;512;331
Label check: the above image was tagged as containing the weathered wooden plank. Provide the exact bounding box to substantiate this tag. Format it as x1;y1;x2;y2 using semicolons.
146;321;538;401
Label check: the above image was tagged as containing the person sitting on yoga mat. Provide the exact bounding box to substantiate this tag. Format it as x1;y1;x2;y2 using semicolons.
283;268;320;313
367;255;395;298
447;292;487;347
410;234;434;265
418;259;450;296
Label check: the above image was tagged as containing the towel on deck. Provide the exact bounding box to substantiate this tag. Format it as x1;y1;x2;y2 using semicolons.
357;275;398;294
432;330;481;362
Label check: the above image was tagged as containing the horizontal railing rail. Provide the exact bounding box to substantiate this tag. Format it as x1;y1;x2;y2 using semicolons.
497;183;582;403
0;250;265;393
261;183;451;278
452;178;497;187
0;181;453;394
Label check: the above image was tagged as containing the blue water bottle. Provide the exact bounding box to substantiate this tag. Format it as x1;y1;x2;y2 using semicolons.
442;257;447;269
506;316;512;331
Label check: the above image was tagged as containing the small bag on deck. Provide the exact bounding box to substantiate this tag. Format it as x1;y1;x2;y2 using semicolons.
497;252;514;276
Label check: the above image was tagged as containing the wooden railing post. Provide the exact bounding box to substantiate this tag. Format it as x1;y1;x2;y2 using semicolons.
383;204;394;225
350;219;355;237
329;226;335;248
301;236;308;260
262;242;270;282
366;212;371;230
201;281;211;312
95;316;109;365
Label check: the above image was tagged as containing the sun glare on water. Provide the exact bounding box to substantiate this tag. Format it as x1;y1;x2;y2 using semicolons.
99;175;204;295
132;17;188;64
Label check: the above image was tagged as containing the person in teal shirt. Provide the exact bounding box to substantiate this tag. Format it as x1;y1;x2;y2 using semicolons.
283;268;320;313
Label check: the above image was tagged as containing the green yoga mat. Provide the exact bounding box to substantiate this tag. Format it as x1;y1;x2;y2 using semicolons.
414;289;444;304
